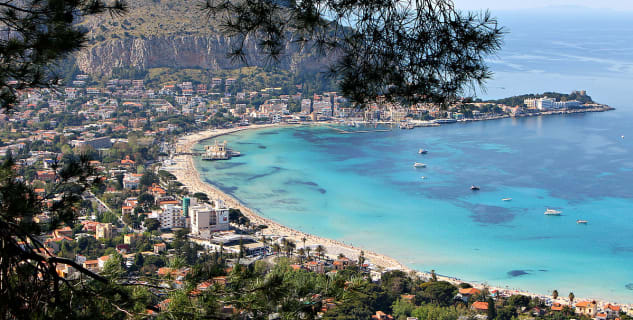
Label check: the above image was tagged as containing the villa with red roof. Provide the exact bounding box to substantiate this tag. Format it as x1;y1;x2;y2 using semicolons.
575;301;597;317
471;301;489;311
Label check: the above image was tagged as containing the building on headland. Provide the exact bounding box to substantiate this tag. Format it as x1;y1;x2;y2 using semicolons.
524;97;581;110
190;202;230;238
524;97;555;110
554;100;581;108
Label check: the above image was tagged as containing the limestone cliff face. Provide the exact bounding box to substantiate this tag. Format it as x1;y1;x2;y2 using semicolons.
73;0;330;75
75;34;324;76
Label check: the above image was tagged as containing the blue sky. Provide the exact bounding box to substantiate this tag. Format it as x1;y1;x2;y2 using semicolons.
453;0;633;11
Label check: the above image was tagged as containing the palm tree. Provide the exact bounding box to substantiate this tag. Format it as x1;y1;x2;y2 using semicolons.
337;253;346;259
315;245;326;260
260;235;268;256
305;246;311;260
568;292;575;305
297;248;306;263
358;250;366;270
301;236;307;249
169;256;185;269
552;290;558;299
284;239;296;257
272;243;281;257
280;238;289;256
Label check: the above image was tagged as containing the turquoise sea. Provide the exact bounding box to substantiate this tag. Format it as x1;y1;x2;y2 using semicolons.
194;9;633;302
194;111;633;302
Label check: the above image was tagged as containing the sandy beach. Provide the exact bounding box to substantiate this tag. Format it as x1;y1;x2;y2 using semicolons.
168;124;409;271
166;124;630;309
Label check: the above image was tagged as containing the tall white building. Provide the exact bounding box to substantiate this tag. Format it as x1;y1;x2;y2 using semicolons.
190;202;230;238
156;204;188;229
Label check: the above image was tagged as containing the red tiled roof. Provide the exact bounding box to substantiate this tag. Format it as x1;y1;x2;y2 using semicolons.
576;301;593;308
472;301;489;310
606;304;621;312
459;288;481;295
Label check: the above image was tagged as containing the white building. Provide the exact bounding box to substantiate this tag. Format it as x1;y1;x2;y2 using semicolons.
122;173;141;189
190;202;230;238
157;204;188;229
524;97;555;110
554;100;581;108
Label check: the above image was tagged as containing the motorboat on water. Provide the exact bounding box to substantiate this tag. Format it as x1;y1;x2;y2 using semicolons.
413;162;426;168
470;185;480;191
577;219;588;224
418;148;428;154
502;198;512;201
544;208;562;216
421;176;426;179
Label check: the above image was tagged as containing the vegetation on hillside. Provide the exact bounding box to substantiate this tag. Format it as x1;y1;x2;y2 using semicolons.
80;0;219;43
486;92;594;107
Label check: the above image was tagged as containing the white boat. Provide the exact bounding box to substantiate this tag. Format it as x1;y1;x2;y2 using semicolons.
502;198;512;201
577;219;588;224
413;162;426;168
421;176;426;179
418;148;428;154
544;208;562;216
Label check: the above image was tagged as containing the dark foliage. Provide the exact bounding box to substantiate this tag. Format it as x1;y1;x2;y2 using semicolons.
203;0;503;107
0;153;113;317
0;0;127;111
415;281;457;306
487;91;594;107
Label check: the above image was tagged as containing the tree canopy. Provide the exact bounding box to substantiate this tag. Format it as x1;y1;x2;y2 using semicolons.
0;0;127;111
203;0;503;106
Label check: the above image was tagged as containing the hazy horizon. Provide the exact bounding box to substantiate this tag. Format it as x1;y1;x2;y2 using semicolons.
454;0;633;11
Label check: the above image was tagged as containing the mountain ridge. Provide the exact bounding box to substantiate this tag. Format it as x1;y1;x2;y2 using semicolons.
75;0;329;76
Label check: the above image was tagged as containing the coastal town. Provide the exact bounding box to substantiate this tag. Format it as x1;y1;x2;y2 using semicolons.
3;73;625;319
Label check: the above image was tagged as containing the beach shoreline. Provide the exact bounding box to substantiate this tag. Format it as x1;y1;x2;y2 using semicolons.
169;124;410;272
166;123;629;308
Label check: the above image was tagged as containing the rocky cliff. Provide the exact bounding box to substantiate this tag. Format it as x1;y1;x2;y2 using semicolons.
75;0;327;76
75;34;323;75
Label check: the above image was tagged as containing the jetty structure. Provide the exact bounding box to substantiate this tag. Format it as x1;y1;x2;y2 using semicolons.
202;140;241;160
